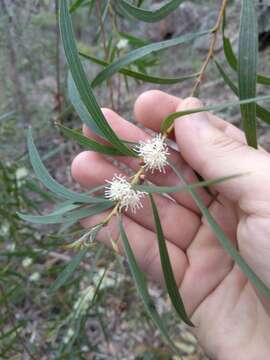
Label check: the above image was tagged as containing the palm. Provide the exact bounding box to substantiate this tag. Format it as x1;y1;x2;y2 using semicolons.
72;91;270;356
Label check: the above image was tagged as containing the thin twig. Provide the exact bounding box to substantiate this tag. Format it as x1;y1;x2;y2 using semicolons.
191;0;228;97
165;0;228;135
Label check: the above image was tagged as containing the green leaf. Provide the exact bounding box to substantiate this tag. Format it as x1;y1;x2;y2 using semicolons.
214;59;270;125
69;0;86;13
0;111;16;123
118;0;183;23
169;161;270;299
135;174;241;194
161;94;270;132
59;0;135;156
256;104;270;125
48;248;88;294
149;195;193;326
223;15;270;85
67;73;105;138
238;0;258;148
214;59;238;93
27;128;105;204
91;30;210;87
256;74;270;86
79;48;199;85
223;35;237;71
118;216;180;354
18;202;112;225
118;31;150;47
59;124;130;156
64;202;112;222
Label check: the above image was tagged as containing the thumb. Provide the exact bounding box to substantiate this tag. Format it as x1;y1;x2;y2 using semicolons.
174;97;270;212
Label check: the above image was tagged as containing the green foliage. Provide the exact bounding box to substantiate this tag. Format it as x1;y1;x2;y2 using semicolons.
149;195;193;327
238;0;258;148
91;29;210;87
79;45;199;85
118;216;180;355
161;95;270;132
59;0;135;156
117;0;184;23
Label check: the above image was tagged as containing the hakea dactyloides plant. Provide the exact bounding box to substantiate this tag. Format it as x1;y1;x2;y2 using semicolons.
19;0;270;353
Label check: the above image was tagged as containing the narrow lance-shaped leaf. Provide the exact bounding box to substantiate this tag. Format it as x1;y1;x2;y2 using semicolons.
169;161;270;299
214;59;270;125
161;94;270;132
48;247;88;294
67;73;105;138
238;0;258;148
78;48;199;85
222;16;270;86
58;124;129;156
149;195;193;326
27;128;105;204
118;216;180;354
59;0;135;156
18;202;112;225
0;111;16;123
135;174;241;194
69;0;87;13
118;0;183;23
92;30;210;87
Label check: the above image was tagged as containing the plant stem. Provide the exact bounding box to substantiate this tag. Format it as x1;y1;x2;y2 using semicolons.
191;0;228;97
165;0;228;135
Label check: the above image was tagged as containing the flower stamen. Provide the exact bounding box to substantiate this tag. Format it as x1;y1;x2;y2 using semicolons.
105;174;145;213
135;134;170;173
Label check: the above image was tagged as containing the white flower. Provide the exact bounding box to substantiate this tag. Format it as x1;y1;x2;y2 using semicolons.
29;272;40;282
63;328;75;343
16;167;28;180
16;167;28;187
116;38;129;50
135;134;170;173
22;257;33;268
105;174;145;213
6;242;15;252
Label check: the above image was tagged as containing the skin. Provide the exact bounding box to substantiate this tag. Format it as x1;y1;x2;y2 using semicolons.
71;91;270;360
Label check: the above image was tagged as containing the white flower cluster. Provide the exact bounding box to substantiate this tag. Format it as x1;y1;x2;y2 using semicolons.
135;134;169;173
105;174;145;213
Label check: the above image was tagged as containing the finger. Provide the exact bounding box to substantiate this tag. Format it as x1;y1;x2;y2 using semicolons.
72;150;200;250
134;89;180;139
80;210;188;286
82;108;211;212
174;97;270;211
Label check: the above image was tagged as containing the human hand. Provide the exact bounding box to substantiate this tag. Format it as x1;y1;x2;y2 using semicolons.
72;91;270;360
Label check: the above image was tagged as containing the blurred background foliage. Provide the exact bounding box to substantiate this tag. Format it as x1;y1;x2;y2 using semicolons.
0;0;270;359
